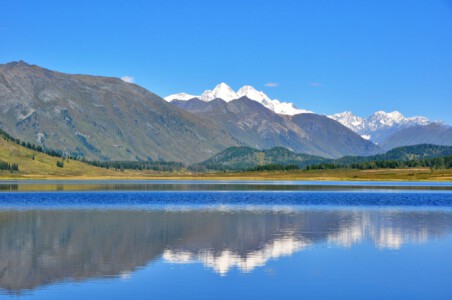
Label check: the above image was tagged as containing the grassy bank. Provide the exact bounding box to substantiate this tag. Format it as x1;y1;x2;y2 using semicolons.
182;168;452;181
1;167;451;181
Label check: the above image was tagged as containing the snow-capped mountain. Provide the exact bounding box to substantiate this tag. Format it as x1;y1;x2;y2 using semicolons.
198;82;238;102
328;112;366;132
164;83;312;115
329;111;433;143
165;83;446;146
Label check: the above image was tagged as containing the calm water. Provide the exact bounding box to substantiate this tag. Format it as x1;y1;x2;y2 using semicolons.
0;181;452;299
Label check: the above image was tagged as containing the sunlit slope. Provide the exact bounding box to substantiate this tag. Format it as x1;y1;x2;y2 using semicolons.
0;137;115;177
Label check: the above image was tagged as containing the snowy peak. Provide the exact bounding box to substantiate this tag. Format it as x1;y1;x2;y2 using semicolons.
237;85;271;103
368;110;430;128
368;111;405;126
237;85;276;110
199;82;238;102
329;110;430;131
165;83;312;115
329;110;434;143
329;111;365;129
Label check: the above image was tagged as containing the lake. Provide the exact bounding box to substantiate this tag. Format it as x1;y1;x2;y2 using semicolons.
0;181;451;299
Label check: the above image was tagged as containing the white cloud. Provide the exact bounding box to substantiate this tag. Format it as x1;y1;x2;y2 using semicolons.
264;82;279;87
309;82;321;87
121;76;134;83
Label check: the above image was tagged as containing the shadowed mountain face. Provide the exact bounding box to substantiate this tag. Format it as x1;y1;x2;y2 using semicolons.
1;208;452;293
173;98;316;154
380;124;452;151
289;114;382;158
0;61;237;163
172;98;382;158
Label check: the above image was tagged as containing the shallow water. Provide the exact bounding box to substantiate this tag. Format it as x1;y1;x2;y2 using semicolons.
0;182;451;299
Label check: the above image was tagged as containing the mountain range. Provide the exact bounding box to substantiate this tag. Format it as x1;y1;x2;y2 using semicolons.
165;82;312;115
167;83;451;147
0;62;381;162
170;97;380;158
329;111;435;144
0;61;451;163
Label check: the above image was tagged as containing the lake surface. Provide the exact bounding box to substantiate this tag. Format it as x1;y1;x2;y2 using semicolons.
0;181;451;299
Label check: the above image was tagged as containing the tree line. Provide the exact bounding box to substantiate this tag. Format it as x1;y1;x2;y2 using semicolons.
305;156;452;170
0;128;185;172
0;128;64;158
87;160;185;172
248;164;300;171
0;160;19;171
241;155;452;173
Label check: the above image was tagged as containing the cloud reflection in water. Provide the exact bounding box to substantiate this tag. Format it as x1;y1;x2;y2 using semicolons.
0;207;451;293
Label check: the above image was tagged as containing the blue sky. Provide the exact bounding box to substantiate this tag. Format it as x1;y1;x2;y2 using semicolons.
1;0;451;122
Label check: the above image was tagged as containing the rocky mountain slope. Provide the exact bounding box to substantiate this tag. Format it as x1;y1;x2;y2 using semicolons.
0;61;238;163
289;113;380;158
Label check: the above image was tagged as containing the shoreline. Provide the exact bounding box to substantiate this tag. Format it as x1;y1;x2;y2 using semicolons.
0;168;451;182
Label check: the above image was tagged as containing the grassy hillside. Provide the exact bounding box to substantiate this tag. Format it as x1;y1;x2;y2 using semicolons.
0;137;131;178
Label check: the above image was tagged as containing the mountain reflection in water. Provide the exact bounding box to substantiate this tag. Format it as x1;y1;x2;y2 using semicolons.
1;207;452;293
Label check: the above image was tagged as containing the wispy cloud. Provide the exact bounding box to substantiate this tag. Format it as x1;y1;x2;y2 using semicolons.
264;82;279;87
121;76;134;83
309;82;322;87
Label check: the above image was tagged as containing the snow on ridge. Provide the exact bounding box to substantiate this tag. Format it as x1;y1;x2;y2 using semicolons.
164;83;312;116
329;110;434;137
165;85;437;129
164;93;196;102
